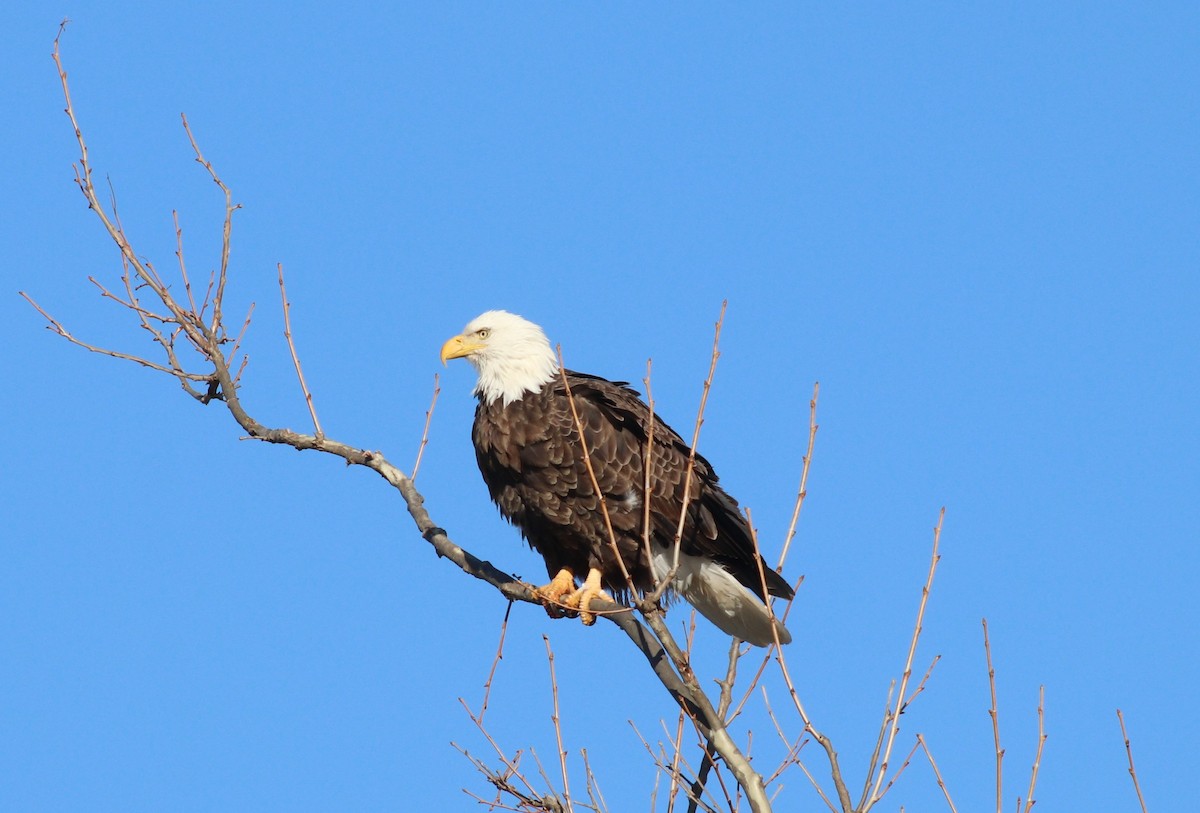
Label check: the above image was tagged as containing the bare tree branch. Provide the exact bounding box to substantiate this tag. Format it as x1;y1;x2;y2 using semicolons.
917;734;958;813
580;749;610;813
983;618;1004;813
278;262;323;438
778;381;819;568
1022;685;1047;813
861;507;947;812
648;302;726;605
1116;709;1150;813
19;290;210;383
180;112;237;335
774;635;853;812
477;602;513;725
543;636;575;813
411;373;440;480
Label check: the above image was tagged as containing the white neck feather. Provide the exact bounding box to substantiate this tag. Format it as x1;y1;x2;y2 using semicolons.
472;349;558;406
463;311;560;406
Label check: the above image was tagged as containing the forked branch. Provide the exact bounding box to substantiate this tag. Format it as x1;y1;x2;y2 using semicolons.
859;507;946;812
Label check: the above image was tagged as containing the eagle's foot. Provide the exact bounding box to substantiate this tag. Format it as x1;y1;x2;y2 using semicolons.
533;567;613;626
566;568;613;626
534;568;578;619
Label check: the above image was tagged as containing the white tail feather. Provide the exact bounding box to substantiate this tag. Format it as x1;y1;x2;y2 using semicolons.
653;551;791;646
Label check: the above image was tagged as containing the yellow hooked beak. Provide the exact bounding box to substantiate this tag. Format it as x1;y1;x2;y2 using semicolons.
440;334;484;365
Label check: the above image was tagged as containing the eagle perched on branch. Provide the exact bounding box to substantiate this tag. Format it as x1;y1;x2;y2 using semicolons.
441;310;793;646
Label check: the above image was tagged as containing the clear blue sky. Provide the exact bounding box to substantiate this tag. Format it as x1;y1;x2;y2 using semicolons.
4;3;1197;810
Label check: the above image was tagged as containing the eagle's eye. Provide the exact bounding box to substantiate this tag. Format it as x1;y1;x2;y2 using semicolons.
477;328;490;339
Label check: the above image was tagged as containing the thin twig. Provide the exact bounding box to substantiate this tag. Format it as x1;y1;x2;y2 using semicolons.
411;373;441;480
778;381;818;568
456;706;542;802
543;635;574;813
226;301;257;379
1022;685;1046;813
557;352;633;599
774;639;852;812
630;723;721;813
879;737;921;797
180;112;239;335
641;358;657;601
758;685;802;775
917;734;958;813
904;655;941;710
232;353;250;389
727;590;806;727
863;507;946;811
667;638;691;812
278;263;323;438
478;602;512;724
530;740;559;797
19;291;209;382
87;273;162;322
1116;709;1150;813
859;681;897;807
860;652;940;804
649;301;726;604
456;742;570;813
745;511;789;652
580;748;609;813
173;209;200;316
199;270;216;323
790;753;838;813
697;636;748;811
984;618;1004;813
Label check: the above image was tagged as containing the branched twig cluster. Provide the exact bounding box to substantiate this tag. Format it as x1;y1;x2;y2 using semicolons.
974;620;1049;813
22;29;250;404
32;20;543;625
455;611;608;813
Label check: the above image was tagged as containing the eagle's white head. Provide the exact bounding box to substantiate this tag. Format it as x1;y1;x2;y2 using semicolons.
441;310;560;406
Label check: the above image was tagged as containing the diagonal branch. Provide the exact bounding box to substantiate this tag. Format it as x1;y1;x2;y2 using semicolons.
411;373;440;480
1022;685;1047;813
19;290;211;383
778;381;818;568
861;507;947;812
648;301;726;605
1116;709;1149;813
917;734;958;813
278;263;323;437
181;112;239;336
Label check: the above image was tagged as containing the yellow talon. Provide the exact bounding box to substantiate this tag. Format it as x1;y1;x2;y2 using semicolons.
567;568;613;626
534;568;578;618
533;567;612;625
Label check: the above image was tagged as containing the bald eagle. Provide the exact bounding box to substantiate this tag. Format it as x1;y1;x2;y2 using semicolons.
441;311;793;646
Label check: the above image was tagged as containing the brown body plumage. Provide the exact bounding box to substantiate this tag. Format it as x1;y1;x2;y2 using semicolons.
443;311;793;646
